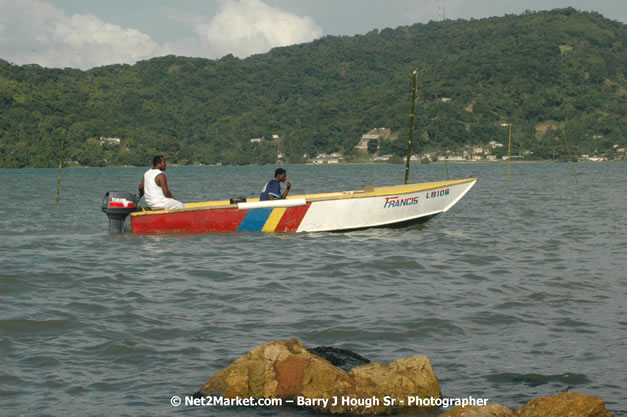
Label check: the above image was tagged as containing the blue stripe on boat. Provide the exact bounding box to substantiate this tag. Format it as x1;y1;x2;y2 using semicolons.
237;208;273;231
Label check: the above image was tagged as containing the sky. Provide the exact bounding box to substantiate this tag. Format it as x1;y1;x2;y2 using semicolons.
0;0;624;70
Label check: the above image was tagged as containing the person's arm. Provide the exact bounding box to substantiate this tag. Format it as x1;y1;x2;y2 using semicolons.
281;181;292;199
155;173;175;198
138;178;144;198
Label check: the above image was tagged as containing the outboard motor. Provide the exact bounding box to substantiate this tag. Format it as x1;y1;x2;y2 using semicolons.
101;191;139;233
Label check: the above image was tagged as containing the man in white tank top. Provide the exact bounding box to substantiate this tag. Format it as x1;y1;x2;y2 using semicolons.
138;156;185;210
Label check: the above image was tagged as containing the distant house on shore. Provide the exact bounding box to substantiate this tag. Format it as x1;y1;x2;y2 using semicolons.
355;128;391;153
310;152;344;164
374;154;392;161
438;155;464;161
99;137;120;145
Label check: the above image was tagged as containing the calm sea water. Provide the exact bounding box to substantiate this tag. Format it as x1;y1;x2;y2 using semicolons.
1;162;626;417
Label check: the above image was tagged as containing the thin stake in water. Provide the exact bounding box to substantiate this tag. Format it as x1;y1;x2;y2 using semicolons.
563;124;579;184
500;122;513;182
56;131;64;203
506;122;512;182
404;70;418;184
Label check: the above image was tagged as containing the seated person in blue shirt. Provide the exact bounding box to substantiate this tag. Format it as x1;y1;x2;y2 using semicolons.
260;168;292;201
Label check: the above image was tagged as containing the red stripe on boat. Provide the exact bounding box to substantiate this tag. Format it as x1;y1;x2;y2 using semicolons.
274;203;311;232
131;208;248;234
108;202;135;208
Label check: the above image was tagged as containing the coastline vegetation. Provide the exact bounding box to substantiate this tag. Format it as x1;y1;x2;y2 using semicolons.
0;8;625;168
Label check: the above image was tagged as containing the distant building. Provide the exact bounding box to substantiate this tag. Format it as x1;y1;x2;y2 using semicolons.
489;141;503;149
250;137;263;143
99;136;120;145
310;152;344;164
355;128;391;153
440;155;464;161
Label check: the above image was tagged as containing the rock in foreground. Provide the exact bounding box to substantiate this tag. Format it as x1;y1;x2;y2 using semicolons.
438;392;617;417
198;340;617;416
440;404;514;417
199;338;441;414
514;391;616;417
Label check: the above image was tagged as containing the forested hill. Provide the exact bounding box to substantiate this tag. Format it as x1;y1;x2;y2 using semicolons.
0;8;625;168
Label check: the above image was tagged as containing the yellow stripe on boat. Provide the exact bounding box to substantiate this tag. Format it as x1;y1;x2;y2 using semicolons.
298;178;476;202
367;178;474;196
184;199;235;208
262;207;286;232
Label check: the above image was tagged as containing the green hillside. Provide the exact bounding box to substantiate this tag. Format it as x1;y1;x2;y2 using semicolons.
0;8;625;168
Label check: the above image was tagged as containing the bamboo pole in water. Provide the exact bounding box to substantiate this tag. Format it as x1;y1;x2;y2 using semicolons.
404;70;418;184
563;124;579;185
506;123;512;182
56;131;64;203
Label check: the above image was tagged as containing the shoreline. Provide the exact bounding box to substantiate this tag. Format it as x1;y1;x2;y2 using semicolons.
3;160;624;170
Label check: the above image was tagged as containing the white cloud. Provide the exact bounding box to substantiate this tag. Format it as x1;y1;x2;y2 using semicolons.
0;0;323;69
0;0;161;68
191;0;323;58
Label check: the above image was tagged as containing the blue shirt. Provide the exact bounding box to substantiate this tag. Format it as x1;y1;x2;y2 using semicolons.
260;179;281;201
